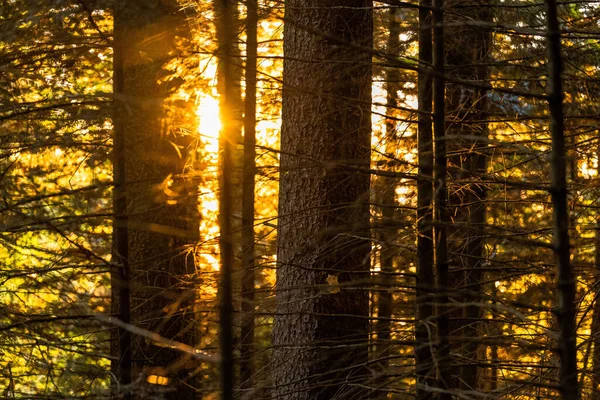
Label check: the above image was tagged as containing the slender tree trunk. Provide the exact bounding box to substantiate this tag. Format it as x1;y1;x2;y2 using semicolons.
214;1;244;366
592;134;600;398
112;1;199;398
217;0;236;398
544;1;579;398
593;287;600;397
112;14;131;397
240;0;258;392
432;1;450;398
416;0;435;398
376;182;394;372
272;1;373;398
375;4;401;382
488;319;498;393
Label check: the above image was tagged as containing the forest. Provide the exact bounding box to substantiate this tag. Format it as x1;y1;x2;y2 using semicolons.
1;0;599;399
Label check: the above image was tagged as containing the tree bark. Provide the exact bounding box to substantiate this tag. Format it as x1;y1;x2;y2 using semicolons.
272;1;373;398
544;1;580;398
240;0;258;392
112;1;199;399
444;1;491;391
214;4;243;391
216;0;236;398
112;5;131;396
416;0;435;398
432;1;450;398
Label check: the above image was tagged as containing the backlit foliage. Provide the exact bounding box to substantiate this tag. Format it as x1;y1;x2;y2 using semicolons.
2;0;600;398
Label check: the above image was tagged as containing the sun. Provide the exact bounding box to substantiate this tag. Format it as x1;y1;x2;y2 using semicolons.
196;94;222;153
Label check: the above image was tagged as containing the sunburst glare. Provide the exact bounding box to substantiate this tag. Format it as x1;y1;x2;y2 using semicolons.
196;94;222;153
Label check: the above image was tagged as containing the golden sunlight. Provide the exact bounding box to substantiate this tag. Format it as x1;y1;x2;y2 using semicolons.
196;94;222;153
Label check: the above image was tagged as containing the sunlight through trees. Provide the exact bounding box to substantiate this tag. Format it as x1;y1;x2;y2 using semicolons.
2;0;600;399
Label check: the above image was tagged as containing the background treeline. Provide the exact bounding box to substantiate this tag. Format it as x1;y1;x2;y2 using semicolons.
1;0;600;399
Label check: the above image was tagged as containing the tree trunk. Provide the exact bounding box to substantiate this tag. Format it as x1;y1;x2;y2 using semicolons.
214;3;244;390
592;134;600;398
444;1;491;391
272;1;372;399
112;6;131;396
216;0;237;398
240;0;258;393
544;1;579;398
432;1;450;399
112;1;199;399
416;0;435;397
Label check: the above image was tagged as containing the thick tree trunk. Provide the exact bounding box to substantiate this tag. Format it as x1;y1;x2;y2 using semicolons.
444;1;491;391
240;0;258;392
272;2;372;399
416;0;435;398
544;1;579;398
112;1;199;399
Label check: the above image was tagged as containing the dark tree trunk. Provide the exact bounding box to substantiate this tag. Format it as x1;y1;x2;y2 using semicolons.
112;1;199;399
416;0;435;397
432;0;450;399
272;1;372;399
444;0;491;391
112;9;131;396
216;0;237;398
544;1;580;398
240;0;258;393
214;5;243;389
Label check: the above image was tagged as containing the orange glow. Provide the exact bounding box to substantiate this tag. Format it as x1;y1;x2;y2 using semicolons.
146;375;169;385
196;94;222;153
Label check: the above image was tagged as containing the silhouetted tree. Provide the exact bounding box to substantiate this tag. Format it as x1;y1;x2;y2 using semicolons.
112;1;199;397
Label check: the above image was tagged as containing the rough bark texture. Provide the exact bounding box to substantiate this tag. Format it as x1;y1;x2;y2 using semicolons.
272;1;372;399
112;1;199;398
416;0;435;397
444;0;491;391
